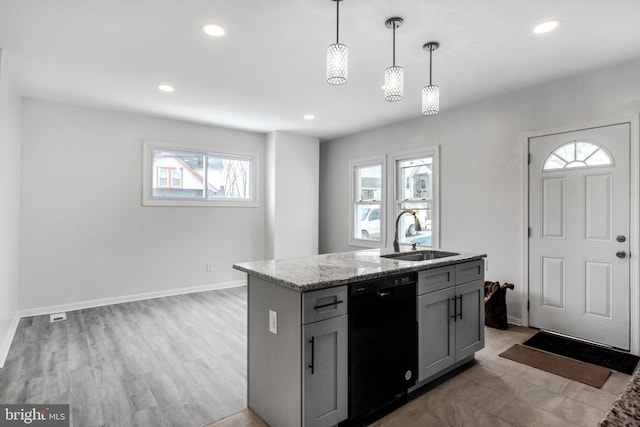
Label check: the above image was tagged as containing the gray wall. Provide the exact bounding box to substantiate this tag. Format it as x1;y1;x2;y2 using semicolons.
319;58;640;324
0;50;21;366
19;98;266;310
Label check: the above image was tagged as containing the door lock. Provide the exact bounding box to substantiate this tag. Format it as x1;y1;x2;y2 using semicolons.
616;235;627;243
616;251;627;259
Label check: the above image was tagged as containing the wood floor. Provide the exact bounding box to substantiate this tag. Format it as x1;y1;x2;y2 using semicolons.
1;287;632;427
0;286;247;427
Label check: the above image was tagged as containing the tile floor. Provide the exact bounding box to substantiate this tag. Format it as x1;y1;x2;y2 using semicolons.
369;325;630;427
207;325;632;427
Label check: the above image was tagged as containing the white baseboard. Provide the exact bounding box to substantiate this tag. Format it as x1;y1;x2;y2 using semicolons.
507;315;523;326
0;314;20;368
18;280;246;319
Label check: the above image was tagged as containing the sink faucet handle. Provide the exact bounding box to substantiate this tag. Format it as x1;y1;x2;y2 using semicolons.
411;243;417;250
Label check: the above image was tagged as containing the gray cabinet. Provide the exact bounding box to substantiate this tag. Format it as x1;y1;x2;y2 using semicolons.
417;260;485;383
455;279;484;361
302;314;348;427
248;278;348;427
417;286;456;380
301;285;348;427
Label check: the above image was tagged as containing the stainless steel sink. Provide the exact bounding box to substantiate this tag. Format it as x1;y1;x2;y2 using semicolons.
380;250;460;262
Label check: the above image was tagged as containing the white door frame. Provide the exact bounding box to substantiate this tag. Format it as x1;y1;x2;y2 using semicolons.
521;115;640;355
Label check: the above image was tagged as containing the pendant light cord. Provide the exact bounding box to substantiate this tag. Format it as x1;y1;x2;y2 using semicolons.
336;0;340;43
429;47;433;85
392;25;396;66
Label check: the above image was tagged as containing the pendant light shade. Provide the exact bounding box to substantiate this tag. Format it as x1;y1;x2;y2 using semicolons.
327;0;348;85
384;17;404;102
422;41;440;116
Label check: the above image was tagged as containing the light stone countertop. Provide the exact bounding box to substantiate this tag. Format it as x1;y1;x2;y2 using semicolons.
233;248;486;292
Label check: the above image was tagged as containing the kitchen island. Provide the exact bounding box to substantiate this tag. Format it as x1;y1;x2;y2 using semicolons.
233;248;487;427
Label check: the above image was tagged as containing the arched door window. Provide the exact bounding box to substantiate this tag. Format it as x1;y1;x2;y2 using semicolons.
543;141;612;171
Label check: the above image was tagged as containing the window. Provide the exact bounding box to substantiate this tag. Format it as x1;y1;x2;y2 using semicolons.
393;147;439;248
143;141;258;207
543;141;612;171
350;157;385;247
171;168;182;188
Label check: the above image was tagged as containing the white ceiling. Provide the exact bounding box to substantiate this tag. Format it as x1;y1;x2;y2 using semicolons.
2;0;640;141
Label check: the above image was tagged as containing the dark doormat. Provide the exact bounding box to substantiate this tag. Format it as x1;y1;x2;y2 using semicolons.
523;331;639;375
499;344;611;388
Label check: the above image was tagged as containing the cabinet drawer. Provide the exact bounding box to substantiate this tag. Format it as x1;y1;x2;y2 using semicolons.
418;266;455;295
303;286;348;324
455;260;484;284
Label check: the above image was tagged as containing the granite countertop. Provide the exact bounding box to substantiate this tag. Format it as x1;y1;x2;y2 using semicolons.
600;366;640;426
232;248;486;292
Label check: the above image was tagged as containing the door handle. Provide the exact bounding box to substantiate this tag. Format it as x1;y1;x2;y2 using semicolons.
616;251;627;259
377;290;391;297
313;299;344;309
458;295;463;319
450;297;457;321
308;337;315;375
617;235;627;243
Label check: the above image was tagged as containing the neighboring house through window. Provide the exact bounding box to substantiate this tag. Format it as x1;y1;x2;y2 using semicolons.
392;147;439;248
143;141;258;207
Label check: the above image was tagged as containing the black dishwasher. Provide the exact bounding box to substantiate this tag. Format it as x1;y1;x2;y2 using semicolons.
348;273;417;422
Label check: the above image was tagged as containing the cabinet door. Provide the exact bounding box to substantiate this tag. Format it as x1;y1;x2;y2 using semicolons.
417;287;456;382
455;279;485;361
302;315;348;427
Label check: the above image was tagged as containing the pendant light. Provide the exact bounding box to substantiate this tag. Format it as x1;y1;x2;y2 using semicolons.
422;41;440;116
384;17;404;102
327;0;348;85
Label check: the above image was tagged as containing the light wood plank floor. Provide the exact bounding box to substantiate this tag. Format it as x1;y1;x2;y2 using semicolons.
2;287;632;427
0;286;247;427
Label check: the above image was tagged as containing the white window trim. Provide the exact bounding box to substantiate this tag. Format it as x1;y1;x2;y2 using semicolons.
142;140;259;207
348;155;386;248
389;146;440;249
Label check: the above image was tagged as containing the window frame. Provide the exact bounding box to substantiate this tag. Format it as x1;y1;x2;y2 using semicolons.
142;140;259;207
542;141;614;171
348;156;386;248
390;146;440;249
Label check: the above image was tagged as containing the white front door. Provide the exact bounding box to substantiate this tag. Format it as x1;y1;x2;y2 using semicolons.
529;123;630;350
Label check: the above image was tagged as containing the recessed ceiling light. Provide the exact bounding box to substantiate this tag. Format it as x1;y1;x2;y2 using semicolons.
202;24;225;37
158;84;175;93
533;20;560;34
303;114;315;120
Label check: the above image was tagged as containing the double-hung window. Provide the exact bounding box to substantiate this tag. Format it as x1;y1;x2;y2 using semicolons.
349;157;385;247
143;141;258;207
392;147;439;248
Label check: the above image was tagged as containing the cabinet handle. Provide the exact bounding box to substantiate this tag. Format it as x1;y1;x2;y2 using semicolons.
313;300;344;310
458;295;463;319
308;337;315;375
450;297;457;321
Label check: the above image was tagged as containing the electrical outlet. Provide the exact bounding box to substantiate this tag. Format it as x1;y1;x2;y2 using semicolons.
269;310;277;335
207;263;213;272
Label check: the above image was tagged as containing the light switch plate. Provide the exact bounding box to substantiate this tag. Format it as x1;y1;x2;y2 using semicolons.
269;310;277;335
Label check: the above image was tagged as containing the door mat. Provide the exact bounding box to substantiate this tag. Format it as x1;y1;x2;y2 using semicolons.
499;344;611;388
523;331;639;375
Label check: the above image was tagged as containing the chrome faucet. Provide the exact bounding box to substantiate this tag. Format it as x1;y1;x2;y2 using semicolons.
393;209;422;252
